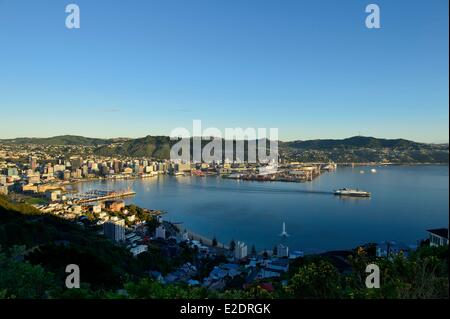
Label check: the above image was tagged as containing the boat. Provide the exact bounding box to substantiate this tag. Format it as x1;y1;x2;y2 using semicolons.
370;168;377;173
334;188;371;197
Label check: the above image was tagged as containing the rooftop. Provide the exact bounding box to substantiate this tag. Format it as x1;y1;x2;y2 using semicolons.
427;228;448;238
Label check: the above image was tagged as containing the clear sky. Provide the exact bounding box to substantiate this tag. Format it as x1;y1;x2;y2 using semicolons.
0;0;448;142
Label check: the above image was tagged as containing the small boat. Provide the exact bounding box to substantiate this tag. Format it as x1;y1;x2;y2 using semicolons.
334;188;371;197
370;168;377;173
360;170;365;174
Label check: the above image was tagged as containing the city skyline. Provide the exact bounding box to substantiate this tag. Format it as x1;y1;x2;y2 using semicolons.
0;0;448;143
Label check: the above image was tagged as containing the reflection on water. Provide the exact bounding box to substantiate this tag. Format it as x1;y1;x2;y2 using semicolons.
74;165;449;253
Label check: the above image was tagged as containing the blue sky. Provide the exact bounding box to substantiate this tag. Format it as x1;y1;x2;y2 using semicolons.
0;0;448;142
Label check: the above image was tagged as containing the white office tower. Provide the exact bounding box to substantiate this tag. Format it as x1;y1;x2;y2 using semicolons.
103;219;125;242
235;241;248;260
155;225;166;239
277;244;289;258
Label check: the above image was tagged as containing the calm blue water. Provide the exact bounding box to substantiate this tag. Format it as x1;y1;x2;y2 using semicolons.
73;165;449;253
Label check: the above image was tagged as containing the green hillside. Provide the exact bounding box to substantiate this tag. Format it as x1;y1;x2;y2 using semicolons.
0;135;124;146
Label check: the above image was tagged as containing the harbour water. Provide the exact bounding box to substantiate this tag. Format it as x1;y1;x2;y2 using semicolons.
72;165;449;253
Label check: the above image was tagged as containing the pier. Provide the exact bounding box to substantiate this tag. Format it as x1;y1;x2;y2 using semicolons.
71;189;136;204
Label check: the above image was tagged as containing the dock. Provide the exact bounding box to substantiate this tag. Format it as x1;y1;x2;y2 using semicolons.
71;189;136;204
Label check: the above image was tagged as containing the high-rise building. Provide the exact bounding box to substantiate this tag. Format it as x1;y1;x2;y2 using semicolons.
277;244;289;258
5;167;18;177
70;156;83;171
103;219;126;242
113;160;121;173
235;241;248;260
29;156;37;171
155;225;166;239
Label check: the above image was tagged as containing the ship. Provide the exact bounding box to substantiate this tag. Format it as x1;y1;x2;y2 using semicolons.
334;188;371;197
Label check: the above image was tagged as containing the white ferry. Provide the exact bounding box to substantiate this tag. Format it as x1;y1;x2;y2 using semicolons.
334;188;371;197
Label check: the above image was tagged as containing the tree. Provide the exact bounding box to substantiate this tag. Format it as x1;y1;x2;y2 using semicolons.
251;244;256;256
212;236;218;247
229;239;236;252
0;246;58;299
272;245;278;256
285;259;342;299
125;278;207;299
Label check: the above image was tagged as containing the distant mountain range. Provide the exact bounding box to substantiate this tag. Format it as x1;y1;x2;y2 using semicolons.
1;135;448;163
0;135;130;146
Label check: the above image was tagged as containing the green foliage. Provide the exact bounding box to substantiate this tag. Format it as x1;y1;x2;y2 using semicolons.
125;278;207;299
0;135;114;146
26;243;139;290
285;259;343;299
229;239;236;252
284;245;449;299
0;246;58;299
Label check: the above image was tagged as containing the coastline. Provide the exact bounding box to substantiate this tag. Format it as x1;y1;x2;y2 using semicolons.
62;164;448;254
172;223;229;250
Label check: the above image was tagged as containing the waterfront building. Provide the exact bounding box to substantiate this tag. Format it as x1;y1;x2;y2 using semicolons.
103;219;126;242
71;169;82;179
144;165;154;173
235;241;248;260
123;167;133;175
177;163;191;172
63;170;71;180
82;165;89;177
113;160;121;173
427;228;449;247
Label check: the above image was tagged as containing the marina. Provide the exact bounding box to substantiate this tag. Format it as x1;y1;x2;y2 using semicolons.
69;189;136;204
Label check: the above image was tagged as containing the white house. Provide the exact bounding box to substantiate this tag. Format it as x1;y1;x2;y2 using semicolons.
427;228;449;247
130;244;148;257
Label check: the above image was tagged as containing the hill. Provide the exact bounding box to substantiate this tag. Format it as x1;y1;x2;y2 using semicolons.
0;135;127;146
0;195;143;292
281;136;427;150
94;135;174;158
1;134;448;163
94;135;448;163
